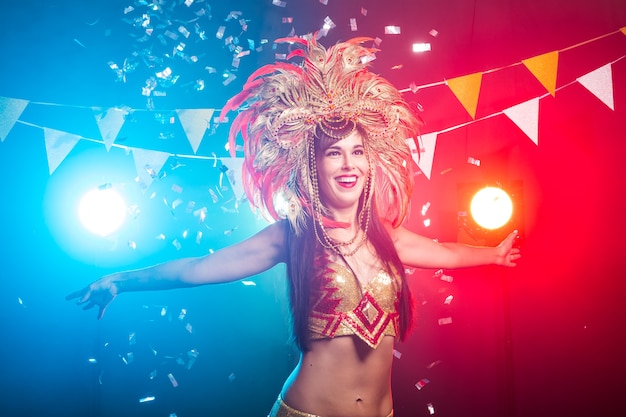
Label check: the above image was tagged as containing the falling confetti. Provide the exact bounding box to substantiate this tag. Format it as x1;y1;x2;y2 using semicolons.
415;378;430;390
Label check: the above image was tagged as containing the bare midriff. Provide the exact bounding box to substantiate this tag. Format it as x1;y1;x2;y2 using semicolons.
281;335;395;417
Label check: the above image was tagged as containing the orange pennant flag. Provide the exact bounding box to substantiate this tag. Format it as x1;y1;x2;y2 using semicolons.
621;27;626;36
446;72;483;119
522;51;559;96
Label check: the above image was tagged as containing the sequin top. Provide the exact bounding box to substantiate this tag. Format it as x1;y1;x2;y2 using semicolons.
308;250;401;349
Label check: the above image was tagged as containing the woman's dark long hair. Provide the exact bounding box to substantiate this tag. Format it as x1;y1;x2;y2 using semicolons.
285;198;414;352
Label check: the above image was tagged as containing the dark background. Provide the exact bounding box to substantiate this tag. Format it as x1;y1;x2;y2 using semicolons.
1;1;625;416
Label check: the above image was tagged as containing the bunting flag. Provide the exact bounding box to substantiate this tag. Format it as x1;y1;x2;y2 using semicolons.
176;109;214;154
446;73;483;119
94;107;128;151
220;157;245;200
43;128;82;174
131;148;171;191
407;132;438;179
621;26;626;36
0;97;29;142
522;51;559;96
577;63;615;110
503;98;540;145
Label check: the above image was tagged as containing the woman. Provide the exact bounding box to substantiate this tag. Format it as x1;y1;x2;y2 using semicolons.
67;37;520;417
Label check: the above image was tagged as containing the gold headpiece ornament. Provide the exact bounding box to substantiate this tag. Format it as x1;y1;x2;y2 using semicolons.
221;36;422;234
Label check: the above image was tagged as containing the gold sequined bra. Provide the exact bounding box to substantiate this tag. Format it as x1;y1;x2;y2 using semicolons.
308;251;401;349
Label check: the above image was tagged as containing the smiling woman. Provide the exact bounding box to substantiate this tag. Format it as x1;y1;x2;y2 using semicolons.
66;36;520;417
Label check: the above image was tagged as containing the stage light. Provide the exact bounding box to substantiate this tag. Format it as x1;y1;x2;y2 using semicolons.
78;186;127;236
457;181;523;246
470;186;513;230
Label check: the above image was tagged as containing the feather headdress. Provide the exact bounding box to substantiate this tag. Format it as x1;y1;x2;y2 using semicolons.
221;36;422;234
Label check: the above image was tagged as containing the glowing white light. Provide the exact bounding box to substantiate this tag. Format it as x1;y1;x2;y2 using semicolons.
78;188;127;236
470;187;513;230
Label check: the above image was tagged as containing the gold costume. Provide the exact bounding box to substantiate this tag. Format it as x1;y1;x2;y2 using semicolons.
308;250;401;349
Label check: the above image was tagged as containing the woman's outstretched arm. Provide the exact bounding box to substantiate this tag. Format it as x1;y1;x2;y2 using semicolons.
66;220;287;319
389;225;520;270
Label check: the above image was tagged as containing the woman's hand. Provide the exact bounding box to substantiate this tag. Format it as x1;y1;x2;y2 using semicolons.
495;230;522;267
65;275;119;319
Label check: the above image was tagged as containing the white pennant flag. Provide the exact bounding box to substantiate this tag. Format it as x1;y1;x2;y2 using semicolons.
407;132;437;180
0;97;29;142
131;148;171;191
43;128;81;174
503;98;540;146
577;63;614;111
94;107;128;151
220;157;245;200
176;109;214;154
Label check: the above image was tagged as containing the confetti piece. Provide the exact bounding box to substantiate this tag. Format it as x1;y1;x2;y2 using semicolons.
172;198;183;209
393;349;402;359
438;317;453;326
171;184;183;194
426;360;442;369
242;280;257;286
444;295;454;305
129;332;137;345
433;268;454;282
228;372;236;382
322;16;336;31
350;18;358;31
88;358;98;364
139;396;155;403
178;308;187;320
172;239;182;250
429;29;439;37
423;219;431;227
415;378;430;390
427;402;436;414
223;73;237;86
361;7;367;16
168;373;179;387
385;26;401;35
121;352;134;365
412;43;431;53
421;202;431;216
467;156;481;166
273;0;287;7
128;241;137;250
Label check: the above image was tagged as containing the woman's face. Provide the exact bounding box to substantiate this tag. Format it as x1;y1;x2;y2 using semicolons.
315;130;370;212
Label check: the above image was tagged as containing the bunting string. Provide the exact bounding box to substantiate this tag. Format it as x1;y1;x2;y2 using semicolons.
1;27;624;183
